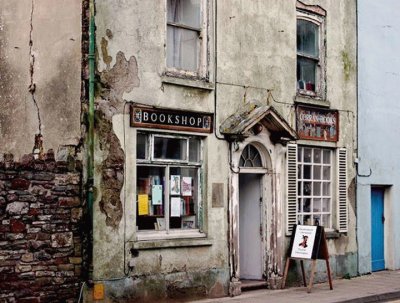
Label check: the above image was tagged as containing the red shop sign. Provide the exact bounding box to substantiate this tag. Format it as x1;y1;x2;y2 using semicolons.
296;106;339;142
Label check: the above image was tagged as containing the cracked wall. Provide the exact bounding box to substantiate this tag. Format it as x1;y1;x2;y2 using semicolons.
0;0;82;160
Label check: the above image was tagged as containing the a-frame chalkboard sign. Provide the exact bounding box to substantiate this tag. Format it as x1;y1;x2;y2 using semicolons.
281;224;333;293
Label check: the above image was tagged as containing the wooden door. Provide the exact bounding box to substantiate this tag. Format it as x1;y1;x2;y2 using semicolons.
371;188;385;271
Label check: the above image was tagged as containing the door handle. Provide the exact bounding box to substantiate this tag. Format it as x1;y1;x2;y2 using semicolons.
382;215;385;223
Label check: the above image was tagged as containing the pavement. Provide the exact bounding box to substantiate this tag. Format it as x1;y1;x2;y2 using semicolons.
193;270;400;303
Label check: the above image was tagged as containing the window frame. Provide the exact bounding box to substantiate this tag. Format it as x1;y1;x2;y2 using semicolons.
287;143;349;235
297;146;333;229
136;132;205;241
165;0;209;80
296;8;326;99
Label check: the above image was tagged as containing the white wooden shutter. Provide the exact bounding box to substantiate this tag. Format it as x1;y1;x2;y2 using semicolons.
286;144;298;235
337;148;348;232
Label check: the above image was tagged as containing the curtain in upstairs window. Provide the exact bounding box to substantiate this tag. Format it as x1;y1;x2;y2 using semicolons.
167;0;200;71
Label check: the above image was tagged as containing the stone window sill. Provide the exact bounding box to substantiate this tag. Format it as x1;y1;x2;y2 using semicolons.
132;237;213;250
161;75;214;91
294;94;330;108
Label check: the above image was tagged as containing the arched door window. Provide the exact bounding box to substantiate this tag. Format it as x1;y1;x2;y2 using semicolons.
239;144;263;168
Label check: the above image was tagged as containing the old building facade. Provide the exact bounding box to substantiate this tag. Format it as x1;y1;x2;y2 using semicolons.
0;0;357;302
89;0;357;301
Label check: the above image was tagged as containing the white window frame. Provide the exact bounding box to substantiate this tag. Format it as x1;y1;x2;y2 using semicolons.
297;146;333;229
286;144;348;235
165;0;209;80
136;132;205;241
296;7;326;99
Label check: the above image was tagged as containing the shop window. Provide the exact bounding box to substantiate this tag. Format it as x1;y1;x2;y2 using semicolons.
286;144;348;234
166;0;208;78
297;147;332;228
296;2;326;98
136;132;202;235
287;144;348;235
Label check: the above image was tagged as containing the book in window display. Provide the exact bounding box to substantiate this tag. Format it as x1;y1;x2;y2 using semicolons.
170;197;181;217
182;216;196;229
170;175;181;195
138;194;149;216
152;185;163;205
181;177;192;196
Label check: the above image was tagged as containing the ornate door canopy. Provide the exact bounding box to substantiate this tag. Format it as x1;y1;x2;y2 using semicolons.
220;102;298;143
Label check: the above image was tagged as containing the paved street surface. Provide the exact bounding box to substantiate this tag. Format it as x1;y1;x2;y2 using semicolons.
193;270;400;303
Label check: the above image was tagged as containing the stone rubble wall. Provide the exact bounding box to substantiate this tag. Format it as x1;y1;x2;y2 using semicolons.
0;150;85;303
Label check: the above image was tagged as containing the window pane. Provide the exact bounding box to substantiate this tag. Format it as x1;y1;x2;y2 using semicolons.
313;182;321;195
322;182;330;195
313;215;321;226
137;133;147;160
322;214;330;226
303;182;311;196
297;57;316;91
322;198;330;212
189;137;200;162
240;145;262;167
303;165;311;179
168;0;201;28
298;198;302;212
323;150;331;164
297;19;319;57
297;147;303;162
303;198;311;213
313;165;321;180
169;167;198;229
137;166;166;231
154;136;187;160
303;148;312;162
322;166;331;180
313;198;321;212
167;26;199;71
313;149;321;163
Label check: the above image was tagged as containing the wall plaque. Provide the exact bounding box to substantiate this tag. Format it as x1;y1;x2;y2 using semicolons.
296;105;339;142
130;104;213;133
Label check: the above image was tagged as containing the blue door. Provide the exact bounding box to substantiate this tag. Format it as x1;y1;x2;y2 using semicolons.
371;188;385;271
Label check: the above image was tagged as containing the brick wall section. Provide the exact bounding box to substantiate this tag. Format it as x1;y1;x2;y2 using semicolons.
0;151;84;303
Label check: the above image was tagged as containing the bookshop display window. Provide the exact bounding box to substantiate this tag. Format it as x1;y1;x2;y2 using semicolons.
297;146;332;228
136;132;202;233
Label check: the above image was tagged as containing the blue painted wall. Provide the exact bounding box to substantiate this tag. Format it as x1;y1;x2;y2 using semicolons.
358;0;400;274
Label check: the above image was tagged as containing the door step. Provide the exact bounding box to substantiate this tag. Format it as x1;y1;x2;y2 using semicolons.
240;279;268;291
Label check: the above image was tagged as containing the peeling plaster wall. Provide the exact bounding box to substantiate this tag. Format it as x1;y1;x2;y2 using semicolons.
92;0;356;300
0;0;82;159
218;0;358;275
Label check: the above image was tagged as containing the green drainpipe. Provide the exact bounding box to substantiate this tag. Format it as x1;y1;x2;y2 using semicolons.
87;0;95;279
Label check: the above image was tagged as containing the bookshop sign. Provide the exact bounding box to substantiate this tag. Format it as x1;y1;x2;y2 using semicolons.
296;105;339;142
130;104;213;133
